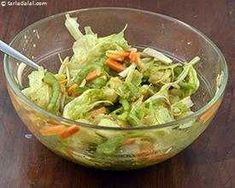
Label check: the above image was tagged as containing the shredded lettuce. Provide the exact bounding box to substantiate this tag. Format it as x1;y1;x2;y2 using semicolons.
71;34;98;65
143;48;173;64
20;14;204;165
98;118;119;127
23;14;201;129
63;89;111;120
119;63;137;78
96;135;125;155
65;14;83;40
171;96;194;117
22;67;51;108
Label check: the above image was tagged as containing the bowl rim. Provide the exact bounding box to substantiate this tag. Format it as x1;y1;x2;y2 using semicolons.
3;7;228;130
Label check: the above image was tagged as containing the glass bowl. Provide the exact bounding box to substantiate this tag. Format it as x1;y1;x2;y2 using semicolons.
3;8;228;170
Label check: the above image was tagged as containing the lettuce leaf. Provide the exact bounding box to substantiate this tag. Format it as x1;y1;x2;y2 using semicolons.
172;57;200;98
69;23;129;67
148;103;174;125
149;69;172;85
98;118;119;127
116;69;143;101
65;14;83;40
96;135;125;155
179;66;200;96
22;68;51;108
63;89;111;120
71;34;98;65
127;97;144;126
171;96;194;117
143;48;173;64
98;25;129;50
118;63;137;78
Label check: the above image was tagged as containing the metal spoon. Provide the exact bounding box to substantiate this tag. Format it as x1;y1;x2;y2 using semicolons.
0;40;40;69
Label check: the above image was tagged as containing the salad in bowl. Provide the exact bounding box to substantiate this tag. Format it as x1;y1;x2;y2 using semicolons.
4;8;227;170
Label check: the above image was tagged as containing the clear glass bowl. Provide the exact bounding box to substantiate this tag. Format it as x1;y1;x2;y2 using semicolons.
3;8;228;170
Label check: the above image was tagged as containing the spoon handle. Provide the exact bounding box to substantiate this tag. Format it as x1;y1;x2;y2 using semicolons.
0;40;40;69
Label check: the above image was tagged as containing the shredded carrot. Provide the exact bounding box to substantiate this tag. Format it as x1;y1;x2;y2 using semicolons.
67;83;78;96
123;138;135;146
117;51;130;57
59;79;67;85
89;107;107;119
59;125;80;139
107;54;125;61
46;122;60;127
86;70;101;81
46;120;61;126
106;58;125;72
199;100;222;123
40;125;66;136
40;125;79;138
106;51;130;62
135;141;155;161
129;51;141;64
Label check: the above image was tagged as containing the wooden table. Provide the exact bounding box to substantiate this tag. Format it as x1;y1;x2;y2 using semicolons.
0;0;234;187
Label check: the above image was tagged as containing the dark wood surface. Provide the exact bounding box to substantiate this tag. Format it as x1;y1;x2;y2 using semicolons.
0;0;235;187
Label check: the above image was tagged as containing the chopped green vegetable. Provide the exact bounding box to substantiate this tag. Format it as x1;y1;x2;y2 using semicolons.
43;72;62;114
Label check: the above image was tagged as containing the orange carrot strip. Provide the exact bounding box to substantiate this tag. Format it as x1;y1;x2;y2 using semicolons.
106;58;125;72
59;79;67;85
46;120;61;126
40;125;66;136
107;54;125;61
117;51;130;57
123;138;135;146
106;51;130;62
135;142;156;161
129;51;141;64
59;126;80;139
86;70;101;81
67;83;78;96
